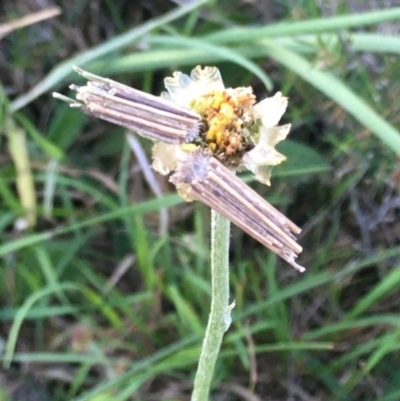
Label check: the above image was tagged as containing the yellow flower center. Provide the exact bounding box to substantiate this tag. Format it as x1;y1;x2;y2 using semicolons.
190;89;261;167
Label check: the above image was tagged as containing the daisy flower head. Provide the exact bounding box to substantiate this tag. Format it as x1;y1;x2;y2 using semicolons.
152;66;302;271
153;65;291;186
54;66;303;271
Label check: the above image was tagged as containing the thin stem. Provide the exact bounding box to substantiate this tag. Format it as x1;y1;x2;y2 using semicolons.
191;209;231;401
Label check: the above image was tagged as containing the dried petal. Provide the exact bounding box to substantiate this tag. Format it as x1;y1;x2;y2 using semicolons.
253;92;288;128
151;142;188;175
164;66;225;107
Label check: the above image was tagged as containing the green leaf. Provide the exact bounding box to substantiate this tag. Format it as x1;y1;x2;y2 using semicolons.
47;103;87;150
16;113;65;159
274;139;330;177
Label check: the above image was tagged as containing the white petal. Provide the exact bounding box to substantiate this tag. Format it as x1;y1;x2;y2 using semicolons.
259;124;291;147
164;72;197;106
163;66;225;107
243;124;290;168
243;143;286;167
176;183;195;202
160;91;174;102
245;164;272;186
151;143;187;175
190;66;225;92
253;92;288;128
226;86;253;97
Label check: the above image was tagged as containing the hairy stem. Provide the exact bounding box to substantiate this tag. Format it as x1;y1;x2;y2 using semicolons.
191;209;231;401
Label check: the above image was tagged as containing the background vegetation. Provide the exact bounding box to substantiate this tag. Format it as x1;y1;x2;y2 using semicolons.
1;0;400;400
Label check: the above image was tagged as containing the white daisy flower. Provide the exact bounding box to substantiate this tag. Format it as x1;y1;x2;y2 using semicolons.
152;66;290;186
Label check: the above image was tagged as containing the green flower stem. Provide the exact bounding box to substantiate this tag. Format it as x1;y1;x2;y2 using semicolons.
191;209;231;401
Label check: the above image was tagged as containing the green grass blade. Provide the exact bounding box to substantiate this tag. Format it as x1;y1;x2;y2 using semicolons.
0;194;183;256
10;0;211;111
15;113;64;160
206;8;400;43
278;33;400;55
167;285;204;336
305;315;400;340
259;40;400;155
347;264;400;319
3;283;80;367
92;31;400;78
72;336;197;401
147;35;273;90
